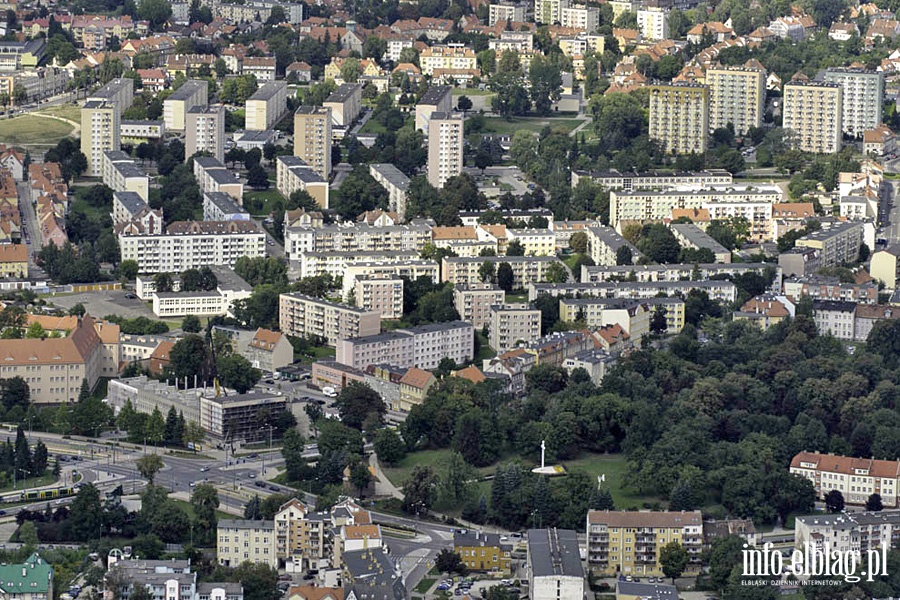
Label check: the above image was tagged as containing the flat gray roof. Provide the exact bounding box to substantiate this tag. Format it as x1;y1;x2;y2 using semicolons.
370;163;411;190
248;80;287;101
208;169;241;184
114;191;148;215
527;529;583;579
168;80;207;101
418;85;451;105
204;191;247;215
325;83;362;103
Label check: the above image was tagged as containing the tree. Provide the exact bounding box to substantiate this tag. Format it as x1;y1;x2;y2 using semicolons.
650;307;668;334
660;541;689;584
244;495;262;520
435;549;467;575
181;315;201;333
529;54;563;116
866;493;884;512
217;354;261;394
825;489;845;513
637;223;681;263
497;262;514;292
615;245;633;265
402;465;437;514
546;262;568;283
457;95;472;113
479;261;496;283
336;382;385;431
247;165;270;189
136;453;164;484
506;239;525;256
168;334;211;384
0;377;29;411
282;428;308;482
68;484;102;541
138;0;172;30
190;483;220;543
349;461;372;498
118;260;139;281
569;231;588;254
374;429;406;466
231;563;279;600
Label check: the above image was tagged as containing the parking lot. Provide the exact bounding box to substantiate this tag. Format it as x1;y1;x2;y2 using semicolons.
47;289;158;320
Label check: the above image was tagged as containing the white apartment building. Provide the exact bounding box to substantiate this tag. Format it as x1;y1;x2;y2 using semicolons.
278;293;381;346
585;225;642;266
353;275;403;319
323;83;363;127
488;2;528;26
369;163;411;219
164;79;208;131
823;68;884;137
560;5;600;32
121;120;165;141
648;83;709;155
637;6;669;40
528;529;585;600
293;106;332;179
506;228;556;256
245;81;288;131
275;155;329;209
453;283;505;330
335;321;474;370
783;80;843;154
112;191;163;234
427;112;464;188
203;191;249;222
795;511;900;556
488;303;542;352
193;157;244;200
530;280;738;303
577;262;778;284
295;250;419;278
342;259;440;296
559;298;650;338
217;521;277;568
285;223;432;261
706;65;766;135
118;220;266;274
536;0;570;25
81;100;120;178
441;256;568;287
185;105;225;162
791;451;900;508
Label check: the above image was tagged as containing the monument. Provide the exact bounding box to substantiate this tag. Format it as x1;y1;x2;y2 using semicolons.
531;440;567;475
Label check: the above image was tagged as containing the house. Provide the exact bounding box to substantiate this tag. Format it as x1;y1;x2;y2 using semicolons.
149;340;175;375
453;531;512;573
246;328;293;374
286;586;342;600
286;61;312;82
864;124;896;157
0;553;53;600
0;243;28;278
790;451;900;507
397;367;436;411
733;294;794;330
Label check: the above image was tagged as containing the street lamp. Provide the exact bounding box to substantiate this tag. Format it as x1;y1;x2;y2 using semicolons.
17;469;28;496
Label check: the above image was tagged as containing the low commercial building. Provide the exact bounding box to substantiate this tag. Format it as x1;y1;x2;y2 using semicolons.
279;293;381;346
488;303;541;352
121;120;165;143
527;529;584;600
453;283;505;330
336;321;474;370
200;391;288;443
585;510;703;577
562;348;615;385
108;375;202;425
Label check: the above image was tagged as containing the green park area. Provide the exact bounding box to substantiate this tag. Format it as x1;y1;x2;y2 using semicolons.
0;115;75;148
478;116;585;135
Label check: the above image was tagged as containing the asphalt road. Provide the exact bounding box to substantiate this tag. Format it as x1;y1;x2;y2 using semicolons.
882;180;900;244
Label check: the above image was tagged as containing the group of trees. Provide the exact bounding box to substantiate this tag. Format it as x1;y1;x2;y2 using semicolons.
152;267;218;293
117;402;204;449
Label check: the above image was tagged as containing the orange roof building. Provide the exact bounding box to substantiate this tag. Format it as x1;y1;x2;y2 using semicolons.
790;451;900;507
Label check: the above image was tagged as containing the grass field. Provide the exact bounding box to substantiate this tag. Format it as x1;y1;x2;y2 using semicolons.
170;498;234;523
480;117;585;135
242;189;285;216
413;578;436;594
453;87;494;96
36;104;81;123
0;115;75;147
382;449;663;513
360;114;414;135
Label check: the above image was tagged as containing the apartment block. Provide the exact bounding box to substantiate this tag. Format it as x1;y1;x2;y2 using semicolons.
536;0;571;25
795;511;900;557
793;220;863;267
108;375;202;425
506;228;556;256
571;169;732;191
669;223;731;262
121;120;165;142
112;191;163;234
353;275;403;319
791;451;900;508
415;85;452;132
609;185;782;228
203;191;249;222
163;79;208;131
279;292;381;346
585;510;703;576
369;163;411;219
706;65;766;135
442;256;567;288
812;299;857;340
217;521;277;568
637;6;669;40
118;220;266;274
193;157;244;200
419;44;477;76
335;321;474;370
200;392;288;442
102;150;149;200
453;283;505;330
783;80;842;154
427;112;464;188
586;225;643;266
560;5;600;32
0;314;118;404
782;276;878;304
323;83;362;127
454;531;512;573
649;83;709;155
488;303;541;352
81;100;120;177
295;250;421;279
824;68;884;137
343;260;439;295
488;2;528;26
0;244;27;278
185;105;225;162
285;223;432;260
275;155;329;209
245;81;288;131
560;298;651;337
578;262;780;285
293;106;332;179
87;78;134;114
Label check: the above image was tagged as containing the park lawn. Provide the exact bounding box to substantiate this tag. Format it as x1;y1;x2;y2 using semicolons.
505;293;528;303
36;104;81;123
242;189;285;216
171;498;234;523
452;87;493;96
0;115;75;147
69;197;108;222
360;114;414;135
480;117;585;135
3;473;57;496
413;578;436;594
297;345;335;365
